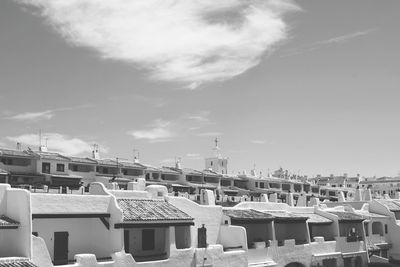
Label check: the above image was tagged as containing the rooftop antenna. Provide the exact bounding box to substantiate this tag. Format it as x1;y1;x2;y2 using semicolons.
39;129;42;148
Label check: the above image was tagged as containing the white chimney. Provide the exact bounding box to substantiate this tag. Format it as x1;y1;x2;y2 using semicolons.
16;142;22;151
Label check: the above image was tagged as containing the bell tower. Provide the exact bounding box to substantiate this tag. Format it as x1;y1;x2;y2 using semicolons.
205;138;228;174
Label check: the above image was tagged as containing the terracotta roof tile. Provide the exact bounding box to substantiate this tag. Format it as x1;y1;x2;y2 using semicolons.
0;215;20;228
117;198;193;222
0;258;37;267
263;210;308;221
328;211;364;221
223;209;274;221
293;213;332;224
0;149;33;158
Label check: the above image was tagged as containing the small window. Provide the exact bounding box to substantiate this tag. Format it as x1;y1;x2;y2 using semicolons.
32;232;38;237
56;164;65;172
260;182;265;189
142;229;155;250
255;182;258;187
210;161;213;166
385;224;388;234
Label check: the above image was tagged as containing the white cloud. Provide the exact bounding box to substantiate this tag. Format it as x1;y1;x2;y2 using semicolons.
6;104;93;122
129;120;174;142
16;0;298;87
8;110;54;121
6;133;99;156
251;140;267;144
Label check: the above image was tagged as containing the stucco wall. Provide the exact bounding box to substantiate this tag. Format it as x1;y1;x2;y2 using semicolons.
2;188;31;258
167;196;222;247
33;217;117;261
126;227;168;258
217;225;248;250
32;235;53;267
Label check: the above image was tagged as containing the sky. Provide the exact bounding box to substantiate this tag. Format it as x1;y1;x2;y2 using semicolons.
0;0;399;177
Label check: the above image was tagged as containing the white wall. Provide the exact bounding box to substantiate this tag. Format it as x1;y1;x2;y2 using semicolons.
33;217;115;261
167;196;223;247
2;188;31;258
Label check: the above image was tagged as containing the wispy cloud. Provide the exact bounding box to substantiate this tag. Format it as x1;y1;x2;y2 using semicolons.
16;0;298;88
281;28;376;57
129;120;175;143
251;140;267;144
8;110;54;121
6;104;93;122
129;111;219;142
315;29;376;45
6;132;102;156
186;111;211;122
197;132;223;137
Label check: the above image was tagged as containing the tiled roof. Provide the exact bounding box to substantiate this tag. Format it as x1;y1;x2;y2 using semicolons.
328;211;364;221
0;149;32;158
223;209;274;221
0;258;37;267
32;194;111;215
70;157;97;164
35;151;70;161
360;179;400;184
202;169;221;177
159;167;181;175
377;199;400;212
119;161;146;169
117;198;193;222
262;210;308;221
183;168;203;176
293;213;332;224
0;215;20;228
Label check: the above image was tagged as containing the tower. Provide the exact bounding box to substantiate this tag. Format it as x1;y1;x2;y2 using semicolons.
205;138;228;174
92;144;100;159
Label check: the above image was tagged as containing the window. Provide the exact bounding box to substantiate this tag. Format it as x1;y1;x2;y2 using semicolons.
255;182;258;187
372;222;383;236
42;162;50;174
56;164;65;172
385;224;388;234
210;161;213;166
260;182;265;189
70;164;78;172
142;229;155;250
